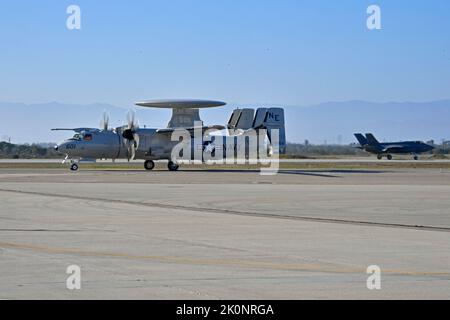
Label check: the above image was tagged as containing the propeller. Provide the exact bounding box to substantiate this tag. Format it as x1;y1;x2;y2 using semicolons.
122;110;140;161
100;111;110;131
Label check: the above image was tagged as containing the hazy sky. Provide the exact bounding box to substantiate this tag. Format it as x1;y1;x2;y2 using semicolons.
1;0;449;107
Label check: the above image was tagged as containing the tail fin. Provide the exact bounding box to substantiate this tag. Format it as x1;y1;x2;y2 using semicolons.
255;108;286;154
354;133;368;146
227;108;255;131
365;133;380;146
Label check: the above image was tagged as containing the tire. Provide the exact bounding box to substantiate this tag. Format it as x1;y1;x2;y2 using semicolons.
413;156;418;161
168;161;179;171
70;163;79;171
377;154;383;160
387;154;393;160
144;160;155;171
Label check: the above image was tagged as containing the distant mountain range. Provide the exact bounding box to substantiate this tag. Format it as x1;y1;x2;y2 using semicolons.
1;100;449;144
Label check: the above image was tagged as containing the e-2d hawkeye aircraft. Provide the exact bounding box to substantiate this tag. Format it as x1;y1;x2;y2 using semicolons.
53;99;286;171
354;133;434;160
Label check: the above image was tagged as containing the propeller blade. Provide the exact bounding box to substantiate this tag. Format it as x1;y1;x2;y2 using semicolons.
131;133;139;160
126;110;137;130
127;141;132;161
104;112;109;130
122;110;141;161
100;111;110;131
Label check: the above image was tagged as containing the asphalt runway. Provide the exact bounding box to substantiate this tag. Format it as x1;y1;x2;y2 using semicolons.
0;165;449;299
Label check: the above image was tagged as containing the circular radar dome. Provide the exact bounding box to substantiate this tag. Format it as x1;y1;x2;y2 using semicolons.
135;99;226;109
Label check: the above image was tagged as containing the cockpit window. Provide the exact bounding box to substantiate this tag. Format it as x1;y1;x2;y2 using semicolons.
69;134;81;141
68;133;93;141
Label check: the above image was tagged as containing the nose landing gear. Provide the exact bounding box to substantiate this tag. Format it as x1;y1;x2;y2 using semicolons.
62;156;79;171
144;160;155;170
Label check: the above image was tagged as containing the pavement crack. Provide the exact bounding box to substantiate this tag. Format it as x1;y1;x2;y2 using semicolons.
0;188;449;233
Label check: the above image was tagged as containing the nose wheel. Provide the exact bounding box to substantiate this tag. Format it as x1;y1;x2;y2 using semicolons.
144;160;155;171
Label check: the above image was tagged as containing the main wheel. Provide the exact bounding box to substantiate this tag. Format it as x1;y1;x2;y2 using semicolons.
167;161;179;171
144;160;155;170
387;154;393;160
70;163;79;171
377;154;383;160
413;155;418;161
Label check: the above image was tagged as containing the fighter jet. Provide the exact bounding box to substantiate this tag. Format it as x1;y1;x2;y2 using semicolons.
53;99;286;171
354;133;434;160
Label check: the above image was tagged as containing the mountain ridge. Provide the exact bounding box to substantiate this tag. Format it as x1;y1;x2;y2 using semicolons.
1;100;449;144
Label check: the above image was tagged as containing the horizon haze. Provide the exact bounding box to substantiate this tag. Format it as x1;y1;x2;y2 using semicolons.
1;99;449;145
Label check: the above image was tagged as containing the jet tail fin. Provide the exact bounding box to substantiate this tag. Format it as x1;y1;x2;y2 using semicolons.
365;133;380;146
354;133;368;146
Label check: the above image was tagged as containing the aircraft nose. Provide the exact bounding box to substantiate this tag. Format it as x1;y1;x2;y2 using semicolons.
55;142;67;153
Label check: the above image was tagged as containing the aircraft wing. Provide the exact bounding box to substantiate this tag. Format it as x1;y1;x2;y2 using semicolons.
51;128;100;133
381;145;405;153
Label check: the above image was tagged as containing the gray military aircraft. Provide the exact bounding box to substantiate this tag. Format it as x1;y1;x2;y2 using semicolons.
354;133;434;160
53;99;286;171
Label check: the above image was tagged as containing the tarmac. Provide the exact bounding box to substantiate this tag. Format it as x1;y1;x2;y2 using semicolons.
0;161;449;299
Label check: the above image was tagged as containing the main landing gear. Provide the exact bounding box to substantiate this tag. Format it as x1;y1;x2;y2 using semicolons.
167;161;179;171
377;154;419;160
144;160;179;171
377;154;392;160
70;163;79;171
